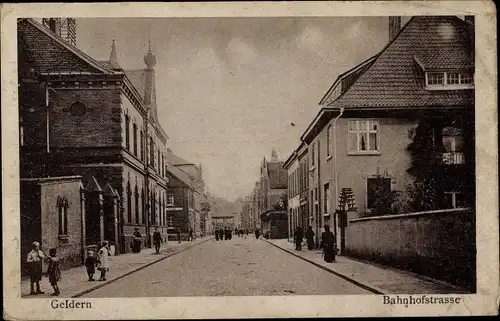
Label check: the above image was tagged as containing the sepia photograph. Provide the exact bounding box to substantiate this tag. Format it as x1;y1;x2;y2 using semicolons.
2;1;498;319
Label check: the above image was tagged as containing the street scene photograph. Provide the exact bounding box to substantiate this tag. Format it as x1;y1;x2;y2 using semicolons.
16;14;476;299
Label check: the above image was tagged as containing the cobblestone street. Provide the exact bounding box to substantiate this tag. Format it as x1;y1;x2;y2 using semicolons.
81;238;371;297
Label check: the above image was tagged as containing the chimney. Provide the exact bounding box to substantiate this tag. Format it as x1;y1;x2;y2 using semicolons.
464;16;474;27
389;16;401;42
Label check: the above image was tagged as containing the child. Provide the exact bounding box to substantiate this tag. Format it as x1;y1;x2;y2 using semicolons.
97;241;110;281
26;241;45;295
46;248;61;296
85;250;97;281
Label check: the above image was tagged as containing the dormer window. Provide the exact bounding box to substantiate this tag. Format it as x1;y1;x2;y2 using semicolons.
425;71;473;90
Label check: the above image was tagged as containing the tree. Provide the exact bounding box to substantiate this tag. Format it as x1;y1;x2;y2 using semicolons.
367;168;400;217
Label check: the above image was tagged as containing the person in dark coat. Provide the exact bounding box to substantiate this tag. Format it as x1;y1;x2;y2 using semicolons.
215;229;219;241
321;224;335;263
255;228;260;239
132;228;142;253
153;227;162;254
177;228;181;244
229;228;232;240
188;228;194;242
85;250;97;281
294;226;304;251
305;226;315;250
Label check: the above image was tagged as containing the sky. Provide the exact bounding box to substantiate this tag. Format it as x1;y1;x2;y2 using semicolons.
76;17;405;201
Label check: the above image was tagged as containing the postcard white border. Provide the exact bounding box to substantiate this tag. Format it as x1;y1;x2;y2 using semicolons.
2;1;498;319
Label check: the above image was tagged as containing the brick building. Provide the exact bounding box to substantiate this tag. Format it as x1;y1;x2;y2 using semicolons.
18;18;169;256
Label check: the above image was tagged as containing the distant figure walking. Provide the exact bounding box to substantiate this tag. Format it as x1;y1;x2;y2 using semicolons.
305;226;315;250
27;241;45;295
188;228;194;242
46;248;61;296
215;229;220;241
177;228;181;244
255;228;260;239
97;241;110;281
321;225;335;263
294;226;303;251
85;250;97;281
132;228;142;253
153;227;162;254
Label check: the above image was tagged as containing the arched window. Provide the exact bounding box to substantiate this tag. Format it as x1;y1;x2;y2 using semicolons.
133;123;138;156
57;196;69;236
125;114;130;150
140;130;144;161
149;137;154;167
127;182;132;223
141;187;145;224
134;185;139;224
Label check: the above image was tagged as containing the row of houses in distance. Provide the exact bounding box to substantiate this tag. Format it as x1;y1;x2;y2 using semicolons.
18;18;211;273
283;15;475;250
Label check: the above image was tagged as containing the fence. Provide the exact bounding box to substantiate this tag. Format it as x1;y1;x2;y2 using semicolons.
345;208;475;292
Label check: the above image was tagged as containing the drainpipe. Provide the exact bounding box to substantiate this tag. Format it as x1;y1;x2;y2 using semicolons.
144;108;151;248
332;107;344;247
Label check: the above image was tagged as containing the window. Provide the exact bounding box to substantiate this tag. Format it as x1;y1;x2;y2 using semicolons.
311;143;315;166
348;120;379;153
327;125;332;157
134;185;139;224
442;134;465;164
167;215;175;228
57;196;69;236
167;191;174;205
125;114;130;150
444;192;465;209
141;188;146;224
323;183;330;214
127;182;132;223
367;178;391;211
426;71;474;88
133;123;138;156
140;130;144;161
157;150;160;172
427;72;444;85
149;137;154;167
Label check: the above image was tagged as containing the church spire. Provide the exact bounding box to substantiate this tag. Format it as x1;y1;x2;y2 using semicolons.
109;39;119;67
144;39;156;69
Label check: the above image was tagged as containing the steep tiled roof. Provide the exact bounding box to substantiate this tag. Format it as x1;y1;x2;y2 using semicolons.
167;152;193;166
166;161;192;188
18;19;115;75
328;16;474;109
267;162;287;189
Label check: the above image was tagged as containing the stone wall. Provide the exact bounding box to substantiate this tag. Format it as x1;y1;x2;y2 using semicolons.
345;208;476;291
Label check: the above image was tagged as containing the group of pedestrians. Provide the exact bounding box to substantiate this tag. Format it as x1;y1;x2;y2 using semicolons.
293;224;336;263
27;240;111;296
214;228;232;241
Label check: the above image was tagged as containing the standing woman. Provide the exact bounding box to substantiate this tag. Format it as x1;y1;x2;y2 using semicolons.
97;241;110;281
27;241;45;295
305;226;315;250
321;225;335;263
294;226;304;251
214;229;219;241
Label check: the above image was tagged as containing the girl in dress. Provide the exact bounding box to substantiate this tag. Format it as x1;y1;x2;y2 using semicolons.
46;248;61;296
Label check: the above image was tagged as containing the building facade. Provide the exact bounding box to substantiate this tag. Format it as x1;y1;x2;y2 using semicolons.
18;18;170;256
283;151;299;240
299;16;474;253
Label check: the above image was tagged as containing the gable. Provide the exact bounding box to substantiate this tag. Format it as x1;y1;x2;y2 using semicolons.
18;19;111;74
329;16;474;109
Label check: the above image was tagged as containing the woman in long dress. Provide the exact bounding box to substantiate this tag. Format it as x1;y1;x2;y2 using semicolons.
305;226;315;250
321;225;335;263
97;241;110;281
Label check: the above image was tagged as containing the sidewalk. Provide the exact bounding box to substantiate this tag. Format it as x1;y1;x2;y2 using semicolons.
266;239;469;295
21;237;213;298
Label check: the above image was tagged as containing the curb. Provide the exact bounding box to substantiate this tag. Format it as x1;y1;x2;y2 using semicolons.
71;237;214;298
265;240;386;295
